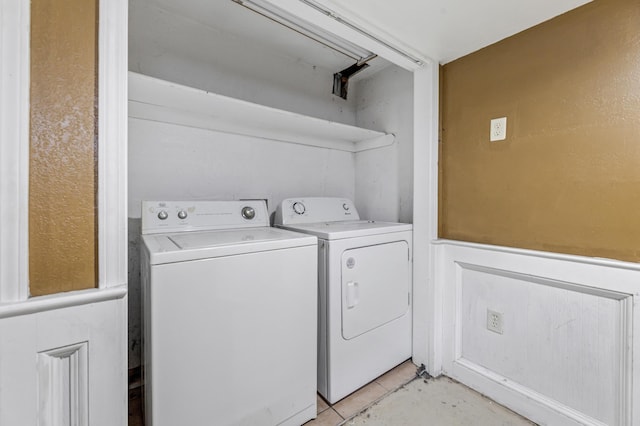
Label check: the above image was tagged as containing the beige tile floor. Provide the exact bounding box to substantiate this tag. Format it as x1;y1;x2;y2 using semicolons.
129;359;535;426
305;360;417;425
126;361;416;426
305;361;535;426
345;376;536;426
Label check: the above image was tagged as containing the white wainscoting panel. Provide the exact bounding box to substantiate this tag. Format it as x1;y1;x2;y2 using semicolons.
438;241;640;426
38;342;89;426
0;291;127;426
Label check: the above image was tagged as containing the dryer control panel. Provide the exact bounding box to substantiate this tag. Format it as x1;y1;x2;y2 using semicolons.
141;200;269;234
275;197;359;225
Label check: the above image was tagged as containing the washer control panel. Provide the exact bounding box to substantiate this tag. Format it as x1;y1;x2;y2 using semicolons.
142;200;269;234
275;197;359;225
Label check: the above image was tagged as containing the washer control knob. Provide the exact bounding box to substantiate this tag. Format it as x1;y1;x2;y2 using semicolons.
343;203;350;211
241;206;256;220
177;210;188;220
293;202;306;215
157;210;168;220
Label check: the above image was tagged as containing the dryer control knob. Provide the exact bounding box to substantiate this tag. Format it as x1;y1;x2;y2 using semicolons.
241;206;256;220
293;202;306;215
157;210;168;220
177;210;188;220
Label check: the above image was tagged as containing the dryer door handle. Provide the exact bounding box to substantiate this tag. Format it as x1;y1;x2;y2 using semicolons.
346;281;359;309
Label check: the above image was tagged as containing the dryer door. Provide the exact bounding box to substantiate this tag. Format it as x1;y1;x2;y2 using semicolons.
341;241;410;340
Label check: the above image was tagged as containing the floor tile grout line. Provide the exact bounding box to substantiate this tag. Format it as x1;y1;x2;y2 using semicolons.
337;374;421;425
332;407;345;421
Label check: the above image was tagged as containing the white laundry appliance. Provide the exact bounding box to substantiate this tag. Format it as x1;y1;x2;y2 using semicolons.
275;197;413;403
140;200;317;426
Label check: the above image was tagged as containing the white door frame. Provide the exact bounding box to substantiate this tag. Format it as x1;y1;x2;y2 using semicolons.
0;0;30;302
411;65;441;374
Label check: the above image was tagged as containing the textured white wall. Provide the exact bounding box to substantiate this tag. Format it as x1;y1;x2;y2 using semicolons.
128;118;355;218
354;66;414;223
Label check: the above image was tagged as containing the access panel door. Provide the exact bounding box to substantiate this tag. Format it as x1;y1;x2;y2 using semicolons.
341;241;410;339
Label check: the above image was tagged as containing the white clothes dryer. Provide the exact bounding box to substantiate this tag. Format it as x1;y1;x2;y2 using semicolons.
141;200;317;426
275;197;412;403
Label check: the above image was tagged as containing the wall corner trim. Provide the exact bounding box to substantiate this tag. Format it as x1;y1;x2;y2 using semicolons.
98;0;129;289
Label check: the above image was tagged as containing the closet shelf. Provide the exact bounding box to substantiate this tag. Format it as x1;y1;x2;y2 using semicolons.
128;72;394;152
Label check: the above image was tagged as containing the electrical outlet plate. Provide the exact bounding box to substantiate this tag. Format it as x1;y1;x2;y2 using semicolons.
490;117;507;141
487;309;504;334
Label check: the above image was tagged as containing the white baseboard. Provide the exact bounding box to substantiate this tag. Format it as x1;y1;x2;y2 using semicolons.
451;359;610;426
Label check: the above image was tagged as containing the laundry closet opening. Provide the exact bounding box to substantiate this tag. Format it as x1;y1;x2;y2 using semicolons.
127;0;415;378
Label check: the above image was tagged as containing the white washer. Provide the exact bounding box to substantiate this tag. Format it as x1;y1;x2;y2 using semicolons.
275;197;412;403
141;200;317;426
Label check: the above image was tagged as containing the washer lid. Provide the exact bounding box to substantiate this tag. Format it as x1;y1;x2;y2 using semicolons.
143;227;317;265
278;220;412;240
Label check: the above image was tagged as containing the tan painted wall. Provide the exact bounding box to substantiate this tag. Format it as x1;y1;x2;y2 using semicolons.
440;0;640;263
29;0;98;296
